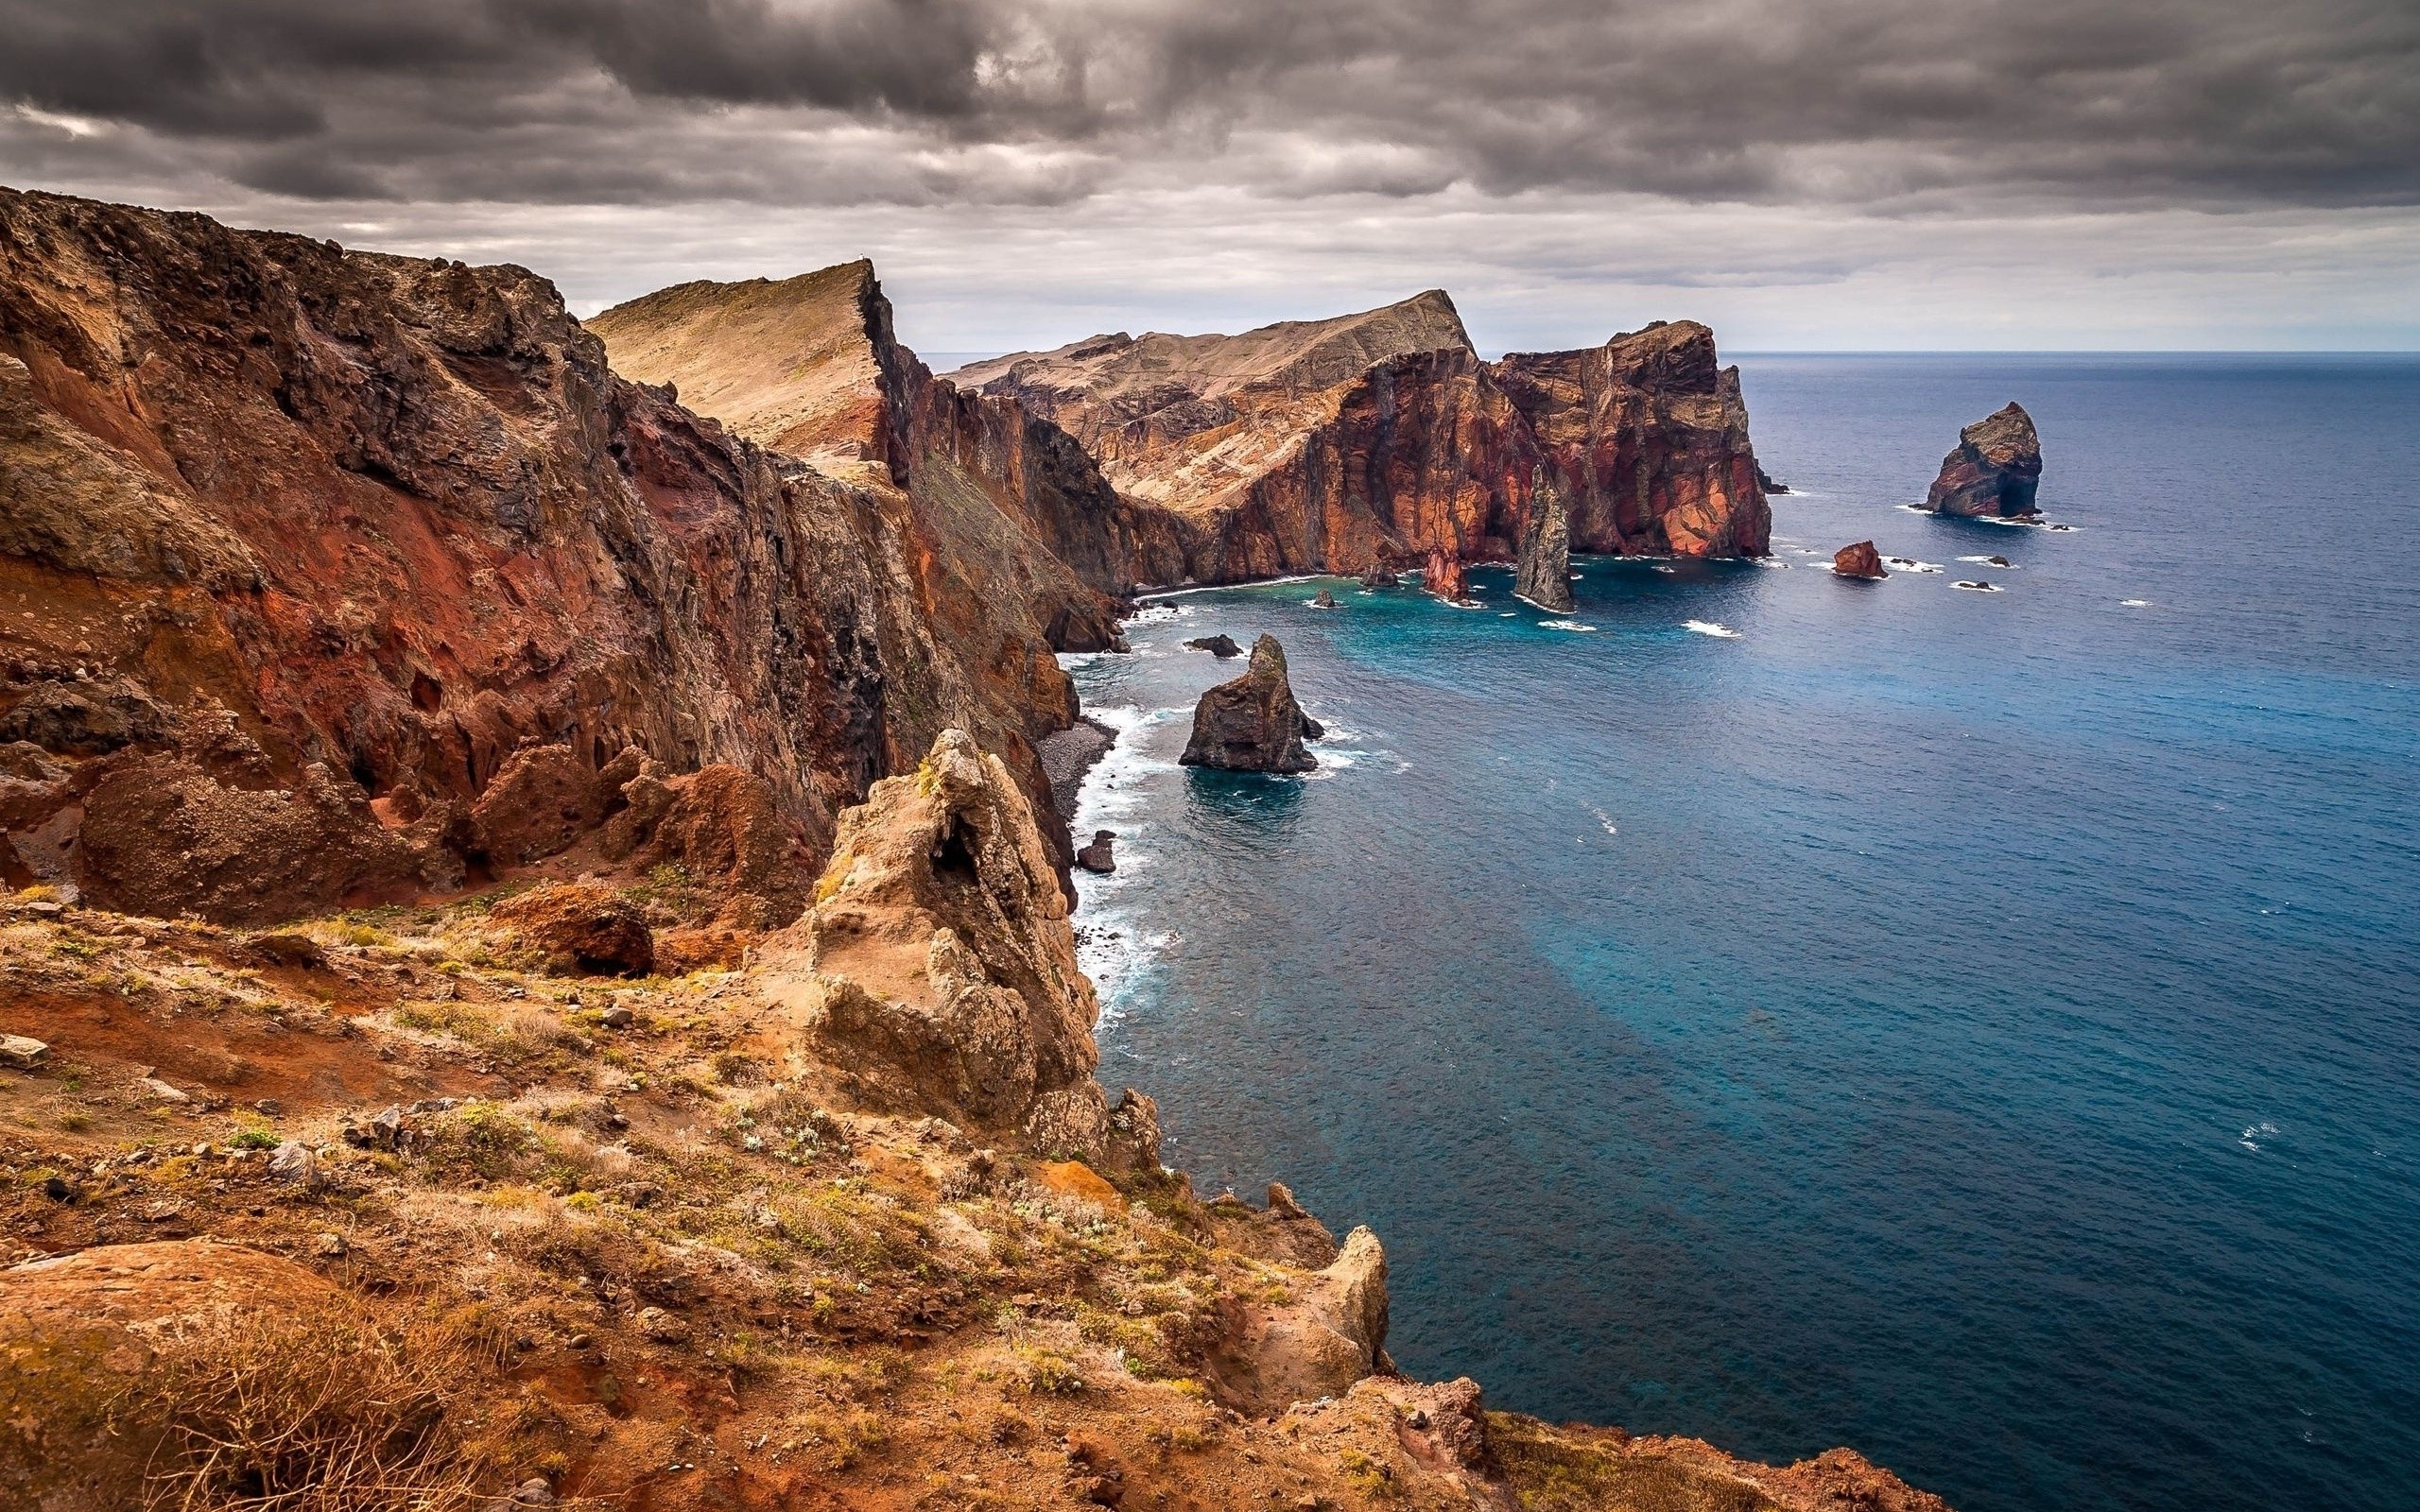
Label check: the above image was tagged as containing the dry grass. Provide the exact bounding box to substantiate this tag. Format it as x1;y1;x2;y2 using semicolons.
110;1302;507;1512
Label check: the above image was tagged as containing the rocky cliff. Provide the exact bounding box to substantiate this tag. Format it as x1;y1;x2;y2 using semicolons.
1924;402;2043;518
953;294;1772;584
0;189;1089;921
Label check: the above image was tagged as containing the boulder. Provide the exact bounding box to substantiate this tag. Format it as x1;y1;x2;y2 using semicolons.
1832;541;1889;579
1184;634;1244;658
489;883;655;976
1074;830;1116;874
1179;637;1320;774
1925;402;2043;517
1311;589;1338;610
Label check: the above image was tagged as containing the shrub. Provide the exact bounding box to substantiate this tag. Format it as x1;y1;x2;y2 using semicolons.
107;1302;501;1512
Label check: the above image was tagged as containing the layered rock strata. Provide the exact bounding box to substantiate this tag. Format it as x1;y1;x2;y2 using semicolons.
0;189;1087;921
954;295;1772;585
1925;402;2043;517
1179;635;1322;774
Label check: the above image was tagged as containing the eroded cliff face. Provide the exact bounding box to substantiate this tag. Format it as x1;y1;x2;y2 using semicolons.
0;188;1072;921
589;264;1151;635
954;294;1771;584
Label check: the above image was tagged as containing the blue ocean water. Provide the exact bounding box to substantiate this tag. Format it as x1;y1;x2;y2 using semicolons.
1063;354;2420;1512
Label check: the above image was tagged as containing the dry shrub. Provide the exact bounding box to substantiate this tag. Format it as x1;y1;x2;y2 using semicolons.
112;1302;505;1512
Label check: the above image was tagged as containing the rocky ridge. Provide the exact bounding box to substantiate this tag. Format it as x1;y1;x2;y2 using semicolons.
0;188;1098;921
954;296;1772;585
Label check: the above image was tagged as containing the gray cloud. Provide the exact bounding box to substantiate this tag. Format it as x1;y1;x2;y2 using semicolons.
1;0;2414;213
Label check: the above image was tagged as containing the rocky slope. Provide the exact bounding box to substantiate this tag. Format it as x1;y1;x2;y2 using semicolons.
1924;402;2043;518
0;189;1092;922
589;264;1175;617
0;728;1952;1512
952;295;1772;584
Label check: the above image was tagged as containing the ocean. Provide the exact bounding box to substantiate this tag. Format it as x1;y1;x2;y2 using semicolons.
1060;354;2420;1512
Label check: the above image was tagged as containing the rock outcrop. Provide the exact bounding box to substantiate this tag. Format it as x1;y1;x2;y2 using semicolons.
1513;468;1575;610
0;189;1091;922
764;729;1159;1169
1179;636;1321;774
1925;402;2043;517
1833;541;1889;579
1074;829;1115;873
1185;633;1244;658
1425;544;1471;605
955;296;1772;583
1210;1225;1393;1415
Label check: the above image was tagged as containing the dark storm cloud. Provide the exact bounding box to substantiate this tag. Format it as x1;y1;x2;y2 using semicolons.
2;0;2415;210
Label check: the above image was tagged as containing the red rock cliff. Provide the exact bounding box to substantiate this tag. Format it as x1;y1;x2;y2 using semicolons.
953;293;1771;584
0;189;1082;921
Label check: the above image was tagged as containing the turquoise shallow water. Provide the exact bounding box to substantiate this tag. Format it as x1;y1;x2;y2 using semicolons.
1063;355;2420;1512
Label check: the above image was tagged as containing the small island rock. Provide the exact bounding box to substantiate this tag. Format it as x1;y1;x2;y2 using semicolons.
1179;635;1320;774
1312;589;1338;610
1075;830;1117;873
1184;633;1244;658
1925;402;2043;518
1832;541;1889;579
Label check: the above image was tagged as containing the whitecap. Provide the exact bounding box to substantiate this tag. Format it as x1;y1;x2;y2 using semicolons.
1884;557;1945;574
1498;611;1516;617
2120;598;2152;608
1956;555;2019;568
1952;580;2004;593
1652;565;1677;575
1589;805;1618;836
1540;620;1598;631
1685;620;1740;638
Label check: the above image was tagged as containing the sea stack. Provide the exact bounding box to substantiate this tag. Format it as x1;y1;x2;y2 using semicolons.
1514;470;1576;611
1832;541;1889;579
1925;402;2043;518
1426;545;1470;605
1179;635;1321;773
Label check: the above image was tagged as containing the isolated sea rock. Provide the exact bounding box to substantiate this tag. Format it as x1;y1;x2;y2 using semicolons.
1074;830;1116;873
1179;636;1320;774
1833;541;1889;579
1925;402;2043;517
1185;634;1244;658
1312;588;1338;609
1514;469;1575;610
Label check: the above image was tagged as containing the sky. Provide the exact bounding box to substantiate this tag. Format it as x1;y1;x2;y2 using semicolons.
3;0;2416;354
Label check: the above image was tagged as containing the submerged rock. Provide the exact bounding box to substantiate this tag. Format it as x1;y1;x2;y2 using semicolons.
1833;541;1889;579
1179;636;1320;774
1184;633;1244;658
1925;402;2043;517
